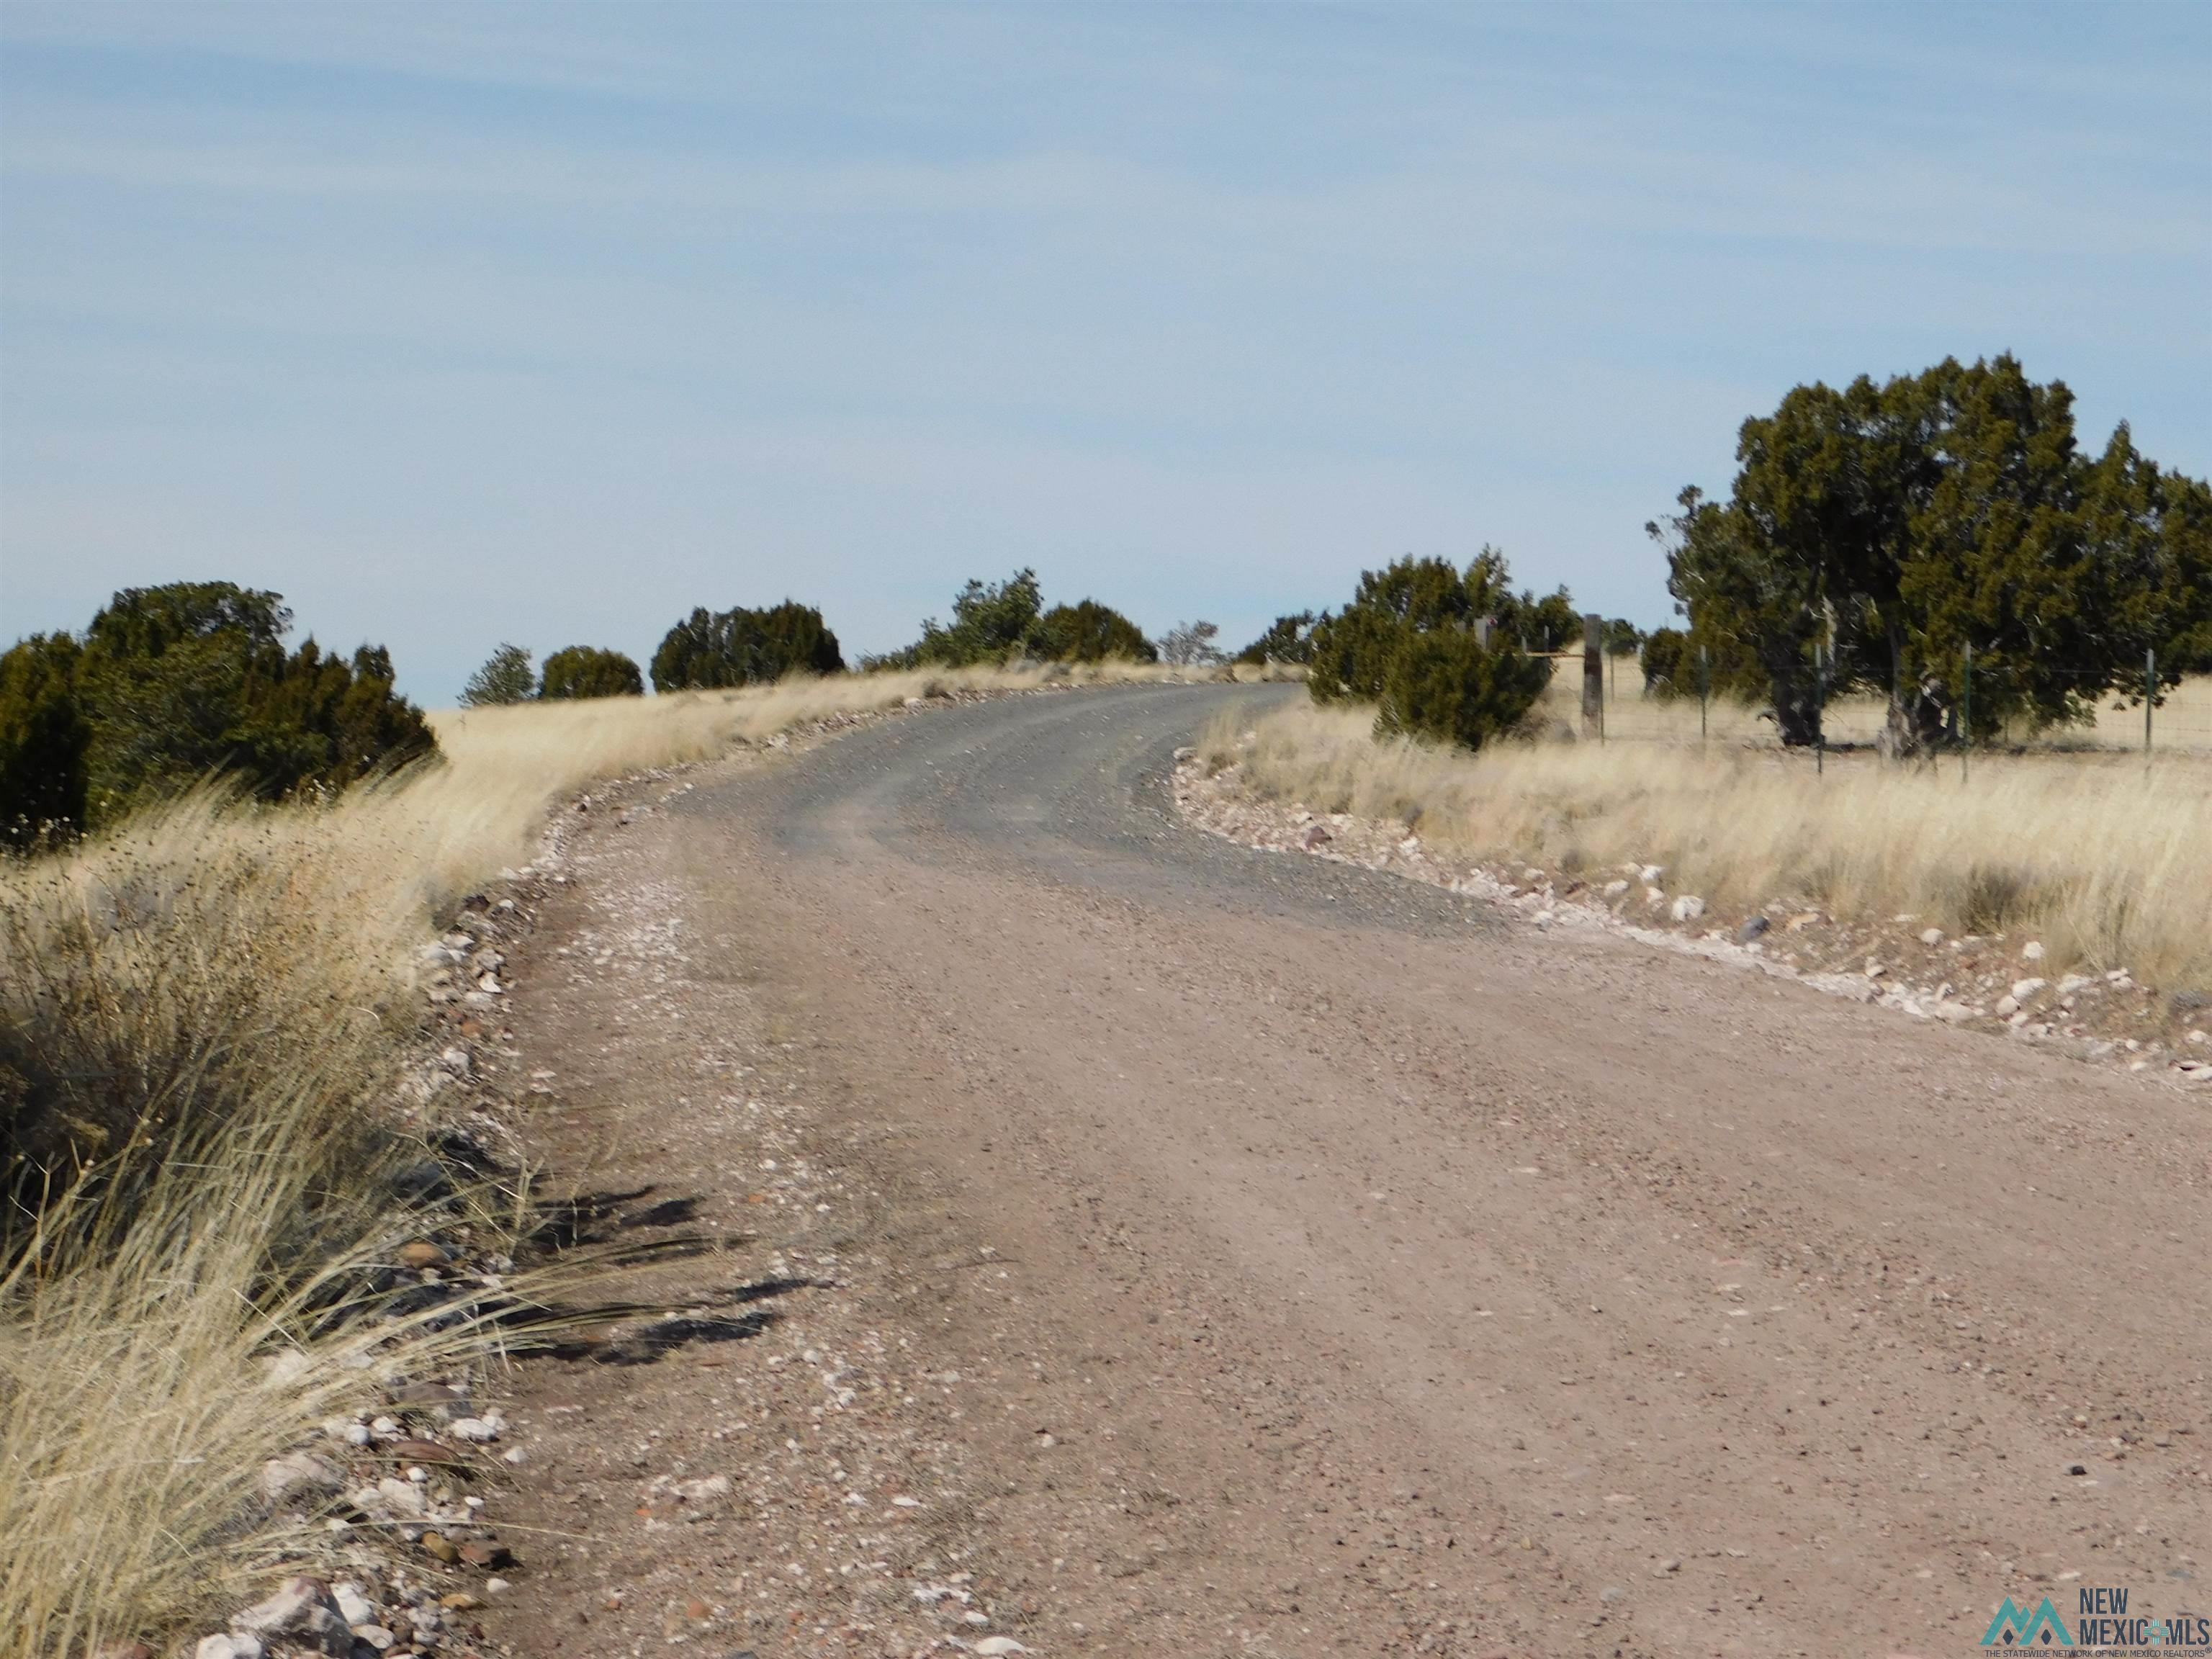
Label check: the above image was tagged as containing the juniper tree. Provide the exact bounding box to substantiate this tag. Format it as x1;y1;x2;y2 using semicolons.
1032;600;1155;663
1654;354;2212;743
0;582;433;836
459;642;536;706
1307;551;1555;749
650;603;842;689
539;646;644;698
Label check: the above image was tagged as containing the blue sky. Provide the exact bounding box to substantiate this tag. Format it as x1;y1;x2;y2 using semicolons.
3;3;2206;704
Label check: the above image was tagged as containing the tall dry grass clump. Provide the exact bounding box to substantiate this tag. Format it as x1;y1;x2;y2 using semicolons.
1205;700;2212;991
0;1061;505;1653
0;799;495;1654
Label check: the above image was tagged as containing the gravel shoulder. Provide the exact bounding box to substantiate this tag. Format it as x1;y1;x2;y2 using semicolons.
1174;735;2212;1087
481;685;2211;1659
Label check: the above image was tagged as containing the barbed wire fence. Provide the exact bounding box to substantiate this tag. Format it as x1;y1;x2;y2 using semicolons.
1539;615;2212;764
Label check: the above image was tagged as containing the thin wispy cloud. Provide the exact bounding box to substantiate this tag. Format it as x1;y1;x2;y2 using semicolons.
3;3;2205;701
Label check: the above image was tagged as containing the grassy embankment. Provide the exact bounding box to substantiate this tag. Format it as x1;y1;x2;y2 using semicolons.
0;659;1231;1657
1202;670;2212;994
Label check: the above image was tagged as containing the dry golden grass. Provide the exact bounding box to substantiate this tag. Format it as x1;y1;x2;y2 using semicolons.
1202;697;2212;992
0;804;504;1654
0;1060;508;1653
2;661;1246;1654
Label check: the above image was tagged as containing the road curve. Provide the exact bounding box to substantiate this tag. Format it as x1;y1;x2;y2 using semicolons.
543;685;2212;1656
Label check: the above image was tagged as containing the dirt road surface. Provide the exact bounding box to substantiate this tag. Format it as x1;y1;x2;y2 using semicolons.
485;685;2210;1659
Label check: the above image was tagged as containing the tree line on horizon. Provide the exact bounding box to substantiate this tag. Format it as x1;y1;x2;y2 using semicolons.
6;352;2205;838
1246;353;2211;752
0;572;1192;842
454;572;1184;709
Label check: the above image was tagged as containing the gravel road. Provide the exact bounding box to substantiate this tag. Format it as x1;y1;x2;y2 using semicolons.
490;684;2210;1658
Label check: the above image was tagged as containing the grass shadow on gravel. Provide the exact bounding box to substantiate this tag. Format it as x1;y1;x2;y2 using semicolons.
523;1277;818;1366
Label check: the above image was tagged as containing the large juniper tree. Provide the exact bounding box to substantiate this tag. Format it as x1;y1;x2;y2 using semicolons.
1655;355;2212;744
0;581;435;839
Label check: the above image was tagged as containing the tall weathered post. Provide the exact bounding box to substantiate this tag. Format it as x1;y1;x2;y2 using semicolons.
1815;636;1827;775
1582;613;1604;743
2146;648;2157;756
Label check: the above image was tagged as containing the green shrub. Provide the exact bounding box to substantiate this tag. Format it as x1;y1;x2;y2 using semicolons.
0;583;436;838
0;635;92;850
539;645;644;699
1033;600;1156;663
1308;556;1480;701
904;570;1045;667
1236;611;1322;665
1639;626;1691;698
1375;626;1552;751
650;602;844;691
871;573;1159;669
1503;586;1583;652
1308;552;1555;749
459;642;536;706
238;639;436;799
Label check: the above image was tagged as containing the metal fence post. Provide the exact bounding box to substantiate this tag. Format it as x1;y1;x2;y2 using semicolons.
1961;642;1972;785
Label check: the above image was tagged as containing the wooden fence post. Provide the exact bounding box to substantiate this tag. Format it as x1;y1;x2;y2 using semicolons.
1582;613;1604;743
2146;648;2156;756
